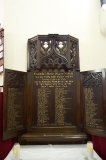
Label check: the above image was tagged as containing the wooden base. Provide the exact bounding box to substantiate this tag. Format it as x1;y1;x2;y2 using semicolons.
18;132;87;144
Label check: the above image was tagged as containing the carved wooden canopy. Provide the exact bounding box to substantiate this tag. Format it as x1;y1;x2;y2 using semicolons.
28;34;80;70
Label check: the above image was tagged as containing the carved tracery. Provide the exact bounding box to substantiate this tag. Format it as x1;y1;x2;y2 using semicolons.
29;40;37;69
83;72;102;87
70;42;77;69
28;34;79;70
7;72;25;87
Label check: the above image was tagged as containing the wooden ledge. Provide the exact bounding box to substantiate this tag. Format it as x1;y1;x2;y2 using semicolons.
19;132;87;144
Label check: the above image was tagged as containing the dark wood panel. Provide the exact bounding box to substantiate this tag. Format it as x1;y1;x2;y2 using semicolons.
19;132;87;144
27;69;82;136
80;69;106;137
3;69;27;140
26;34;84;144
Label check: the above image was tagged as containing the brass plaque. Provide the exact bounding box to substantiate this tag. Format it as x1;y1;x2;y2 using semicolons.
32;69;76;126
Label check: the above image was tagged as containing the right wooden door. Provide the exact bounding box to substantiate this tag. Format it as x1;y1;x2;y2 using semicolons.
80;68;106;137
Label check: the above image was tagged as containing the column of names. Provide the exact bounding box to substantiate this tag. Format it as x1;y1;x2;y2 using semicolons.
34;70;74;126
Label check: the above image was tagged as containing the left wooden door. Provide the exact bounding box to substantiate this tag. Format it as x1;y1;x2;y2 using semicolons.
3;69;27;140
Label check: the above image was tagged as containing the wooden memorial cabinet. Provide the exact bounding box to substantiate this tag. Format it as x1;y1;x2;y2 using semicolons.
3;34;106;144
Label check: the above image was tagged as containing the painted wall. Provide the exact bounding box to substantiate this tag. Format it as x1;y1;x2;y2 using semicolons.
1;0;106;85
100;5;106;36
0;0;3;27
0;0;4;86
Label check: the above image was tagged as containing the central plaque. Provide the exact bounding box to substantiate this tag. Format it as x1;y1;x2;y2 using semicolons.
26;67;81;135
33;69;75;126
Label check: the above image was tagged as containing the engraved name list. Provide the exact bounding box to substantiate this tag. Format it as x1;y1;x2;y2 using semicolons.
33;70;75;126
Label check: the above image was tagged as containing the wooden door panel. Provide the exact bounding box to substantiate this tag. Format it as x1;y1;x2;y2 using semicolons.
80;69;106;137
3;69;27;140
